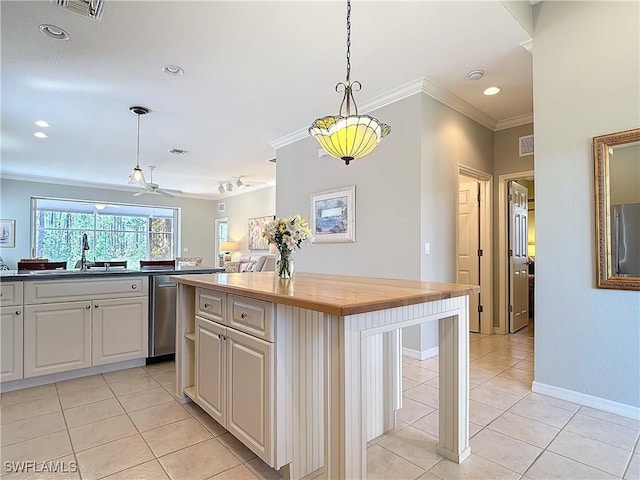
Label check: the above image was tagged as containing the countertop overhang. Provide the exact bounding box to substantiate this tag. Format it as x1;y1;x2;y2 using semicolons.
171;271;480;317
0;266;223;281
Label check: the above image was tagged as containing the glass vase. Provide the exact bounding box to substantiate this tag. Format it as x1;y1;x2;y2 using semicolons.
277;250;294;279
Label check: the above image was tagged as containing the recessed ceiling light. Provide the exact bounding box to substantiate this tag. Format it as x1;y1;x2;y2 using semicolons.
467;70;484;81
483;86;501;96
34;132;48;138
35;120;51;128
168;148;188;155
39;24;69;40
162;65;184;75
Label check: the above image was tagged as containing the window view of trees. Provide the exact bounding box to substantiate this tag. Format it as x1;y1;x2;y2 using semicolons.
32;199;178;268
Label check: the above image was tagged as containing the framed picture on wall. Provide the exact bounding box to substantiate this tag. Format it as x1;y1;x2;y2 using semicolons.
248;215;275;250
310;185;355;243
0;219;16;248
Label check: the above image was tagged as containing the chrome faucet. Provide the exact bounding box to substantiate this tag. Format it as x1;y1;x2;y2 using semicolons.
80;233;90;271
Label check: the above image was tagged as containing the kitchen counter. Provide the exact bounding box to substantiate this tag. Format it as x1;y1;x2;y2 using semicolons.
171;271;478;316
174;271;479;479
0;266;223;281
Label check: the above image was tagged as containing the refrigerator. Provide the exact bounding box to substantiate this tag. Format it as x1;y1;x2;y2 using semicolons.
611;203;640;277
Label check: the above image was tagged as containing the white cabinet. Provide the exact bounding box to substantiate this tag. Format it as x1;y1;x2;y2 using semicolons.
24;301;92;378
191;290;275;466
195;316;226;424
0;281;23;306
20;277;149;378
226;327;273;461
1;306;23;382
92;297;148;366
1;281;24;382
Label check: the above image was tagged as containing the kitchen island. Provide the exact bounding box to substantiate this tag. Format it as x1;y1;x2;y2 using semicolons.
172;271;479;480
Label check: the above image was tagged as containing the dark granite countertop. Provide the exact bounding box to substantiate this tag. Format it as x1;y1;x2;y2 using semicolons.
0;266;224;281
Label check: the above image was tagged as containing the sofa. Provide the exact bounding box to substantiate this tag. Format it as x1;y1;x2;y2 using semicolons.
224;255;274;273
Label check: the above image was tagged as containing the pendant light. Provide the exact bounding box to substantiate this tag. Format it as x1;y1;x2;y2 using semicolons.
309;0;390;165
128;106;149;187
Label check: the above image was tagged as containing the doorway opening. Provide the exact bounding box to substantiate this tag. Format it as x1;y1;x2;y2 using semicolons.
497;171;535;335
457;165;493;334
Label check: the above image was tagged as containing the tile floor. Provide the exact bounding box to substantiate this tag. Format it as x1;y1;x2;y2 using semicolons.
1;323;638;479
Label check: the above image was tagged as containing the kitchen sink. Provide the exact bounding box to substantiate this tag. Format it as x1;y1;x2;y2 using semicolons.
28;269;133;275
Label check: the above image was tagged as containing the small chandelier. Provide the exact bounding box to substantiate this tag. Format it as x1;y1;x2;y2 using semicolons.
309;0;390;165
128;106;149;187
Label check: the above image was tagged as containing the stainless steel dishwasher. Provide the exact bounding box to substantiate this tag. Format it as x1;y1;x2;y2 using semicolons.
148;274;177;361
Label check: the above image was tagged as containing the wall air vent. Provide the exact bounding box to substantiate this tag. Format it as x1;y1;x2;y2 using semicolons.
519;135;534;157
50;0;105;22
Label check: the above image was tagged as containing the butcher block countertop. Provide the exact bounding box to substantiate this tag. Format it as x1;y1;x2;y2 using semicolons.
171;271;480;316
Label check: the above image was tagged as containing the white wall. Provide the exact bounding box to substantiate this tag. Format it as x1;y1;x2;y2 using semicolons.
0;178;218;268
534;1;640;408
276;93;493;354
213;186;276;256
277;95;423;279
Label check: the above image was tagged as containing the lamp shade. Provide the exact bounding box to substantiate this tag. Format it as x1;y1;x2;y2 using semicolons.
220;241;237;252
309;115;391;165
128;166;147;187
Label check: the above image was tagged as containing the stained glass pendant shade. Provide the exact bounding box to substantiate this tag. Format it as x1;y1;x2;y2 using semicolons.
309;0;390;165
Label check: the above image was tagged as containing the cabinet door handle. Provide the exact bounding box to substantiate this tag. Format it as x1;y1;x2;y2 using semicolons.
15;310;21;315
204;303;210;308
94;304;99;308
86;305;91;309
131;284;137;289
240;312;247;319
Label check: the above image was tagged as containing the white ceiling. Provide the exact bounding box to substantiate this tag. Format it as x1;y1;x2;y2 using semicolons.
1;0;533;199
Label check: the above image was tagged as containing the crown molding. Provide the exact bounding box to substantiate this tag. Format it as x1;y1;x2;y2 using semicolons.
1;172;275;201
1;173;139;193
269;77;509;150
495;112;534;131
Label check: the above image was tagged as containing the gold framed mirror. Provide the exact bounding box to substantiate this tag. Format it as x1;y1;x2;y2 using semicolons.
594;128;640;290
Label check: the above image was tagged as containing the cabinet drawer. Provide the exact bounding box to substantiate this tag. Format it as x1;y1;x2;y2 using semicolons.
0;281;23;307
228;295;274;342
24;277;148;304
196;288;226;323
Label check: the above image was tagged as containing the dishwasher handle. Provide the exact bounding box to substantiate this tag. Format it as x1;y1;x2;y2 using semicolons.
156;282;177;288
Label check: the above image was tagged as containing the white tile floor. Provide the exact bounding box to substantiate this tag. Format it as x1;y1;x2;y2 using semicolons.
1;323;638;479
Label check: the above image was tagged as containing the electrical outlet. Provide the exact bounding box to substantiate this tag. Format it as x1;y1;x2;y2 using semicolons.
183;247;189;253
424;242;431;255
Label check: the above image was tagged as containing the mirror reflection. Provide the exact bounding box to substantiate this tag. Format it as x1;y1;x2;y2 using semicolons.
594;128;640;290
608;143;640;277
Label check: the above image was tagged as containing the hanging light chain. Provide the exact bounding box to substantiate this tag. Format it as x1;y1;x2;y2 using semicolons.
136;113;141;168
345;0;351;84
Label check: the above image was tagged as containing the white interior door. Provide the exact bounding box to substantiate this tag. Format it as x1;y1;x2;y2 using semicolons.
458;179;480;332
509;181;529;333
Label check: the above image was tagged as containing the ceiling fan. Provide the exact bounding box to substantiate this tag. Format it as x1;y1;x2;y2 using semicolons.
133;166;183;197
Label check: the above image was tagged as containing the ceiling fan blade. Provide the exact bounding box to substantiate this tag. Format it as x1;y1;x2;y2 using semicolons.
157;189;175;197
133;191;145;196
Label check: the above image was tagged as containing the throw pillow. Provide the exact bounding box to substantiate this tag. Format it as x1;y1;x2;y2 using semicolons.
246;261;256;272
224;261;240;273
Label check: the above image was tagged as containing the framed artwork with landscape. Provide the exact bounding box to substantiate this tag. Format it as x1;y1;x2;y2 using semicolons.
310;185;355;243
248;215;275;250
0;219;15;248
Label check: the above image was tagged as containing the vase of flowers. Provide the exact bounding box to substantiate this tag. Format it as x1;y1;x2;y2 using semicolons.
262;214;313;279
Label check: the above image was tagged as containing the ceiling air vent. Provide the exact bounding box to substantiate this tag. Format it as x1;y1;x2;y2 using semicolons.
50;0;105;22
519;135;534;157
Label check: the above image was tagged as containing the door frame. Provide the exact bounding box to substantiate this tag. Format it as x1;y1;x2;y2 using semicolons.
214;217;228;268
457;164;493;335
497;170;534;334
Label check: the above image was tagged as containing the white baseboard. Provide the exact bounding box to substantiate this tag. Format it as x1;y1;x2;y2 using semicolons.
402;346;439;361
1;358;146;393
532;381;640;420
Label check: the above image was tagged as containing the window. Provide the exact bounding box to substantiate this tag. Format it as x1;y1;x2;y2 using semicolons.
31;197;179;267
